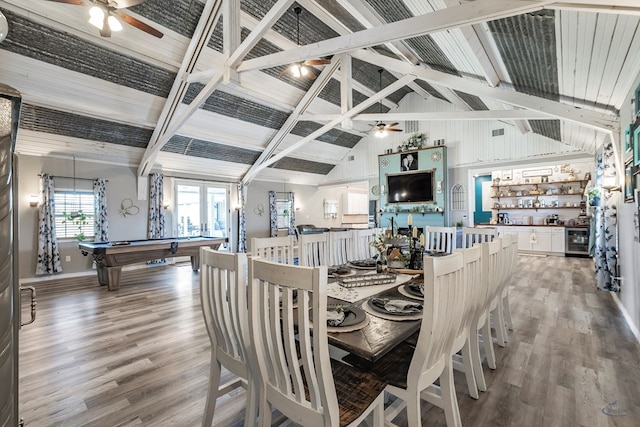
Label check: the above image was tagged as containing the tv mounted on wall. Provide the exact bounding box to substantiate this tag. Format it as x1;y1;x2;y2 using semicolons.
386;170;435;204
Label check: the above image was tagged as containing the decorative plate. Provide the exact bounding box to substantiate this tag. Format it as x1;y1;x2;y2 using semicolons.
381;158;390;168
431;151;441;162
371;185;380;196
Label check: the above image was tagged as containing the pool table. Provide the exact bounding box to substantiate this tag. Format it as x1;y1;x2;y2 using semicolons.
79;236;227;290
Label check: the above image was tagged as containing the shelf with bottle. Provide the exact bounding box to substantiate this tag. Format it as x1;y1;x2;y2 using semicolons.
491;179;588;196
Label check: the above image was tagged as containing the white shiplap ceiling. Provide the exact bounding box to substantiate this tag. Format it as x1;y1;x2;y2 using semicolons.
0;0;639;187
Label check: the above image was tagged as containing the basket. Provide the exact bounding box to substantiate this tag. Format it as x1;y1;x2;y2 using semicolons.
337;273;396;288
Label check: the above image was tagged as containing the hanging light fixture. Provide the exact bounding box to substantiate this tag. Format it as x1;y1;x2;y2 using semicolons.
290;7;308;78
374;69;388;138
0;10;9;43
88;5;122;34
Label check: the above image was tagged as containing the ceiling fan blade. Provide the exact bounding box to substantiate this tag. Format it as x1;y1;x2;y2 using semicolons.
109;0;146;9
116;11;163;38
278;66;290;77
387;128;403;132
387;122;399;128
304;59;331;66
43;0;85;5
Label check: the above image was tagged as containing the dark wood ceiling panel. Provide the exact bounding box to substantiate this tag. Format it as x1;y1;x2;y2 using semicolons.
270;157;335;175
129;0;204;39
162;135;261;164
291;122;361;148
454;91;489;111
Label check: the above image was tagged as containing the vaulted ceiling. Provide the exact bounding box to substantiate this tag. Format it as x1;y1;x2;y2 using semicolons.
0;0;637;187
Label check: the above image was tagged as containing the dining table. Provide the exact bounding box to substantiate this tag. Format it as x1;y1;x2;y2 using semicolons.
324;262;424;362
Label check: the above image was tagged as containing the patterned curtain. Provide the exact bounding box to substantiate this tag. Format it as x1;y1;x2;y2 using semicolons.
269;190;277;237
35;173;62;275
238;183;247;252
93;179;109;242
147;173;165;239
288;191;296;236
594;143;619;291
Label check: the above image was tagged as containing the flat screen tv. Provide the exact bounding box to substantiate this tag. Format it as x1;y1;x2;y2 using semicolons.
386;170;435;204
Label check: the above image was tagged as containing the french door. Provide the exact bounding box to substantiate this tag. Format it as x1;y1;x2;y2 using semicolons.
174;180;230;239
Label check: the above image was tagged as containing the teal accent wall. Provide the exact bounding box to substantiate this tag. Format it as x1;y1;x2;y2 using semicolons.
474;175;492;224
378;147;447;229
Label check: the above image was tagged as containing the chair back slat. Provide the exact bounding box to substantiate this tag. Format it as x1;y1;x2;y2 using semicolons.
456;245;483;337
251;236;295;264
249;258;337;426
329;230;354;266
461;227;497;248
298;232;330;267
423;226;457;253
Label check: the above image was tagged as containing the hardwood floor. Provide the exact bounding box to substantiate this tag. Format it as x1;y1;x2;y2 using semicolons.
19;256;640;426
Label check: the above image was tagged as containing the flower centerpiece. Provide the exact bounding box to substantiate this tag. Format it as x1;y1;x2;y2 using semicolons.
400;133;427;151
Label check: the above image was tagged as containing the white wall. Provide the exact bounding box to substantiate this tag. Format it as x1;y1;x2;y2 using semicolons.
616;75;640;338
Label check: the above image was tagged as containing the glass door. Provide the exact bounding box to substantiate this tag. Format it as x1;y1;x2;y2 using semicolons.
175;180;229;238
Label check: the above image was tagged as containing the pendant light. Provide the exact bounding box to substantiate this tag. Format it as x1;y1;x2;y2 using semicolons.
291;7;308;78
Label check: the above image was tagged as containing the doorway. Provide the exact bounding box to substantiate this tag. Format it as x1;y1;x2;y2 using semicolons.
473;175;493;225
174;180;230;238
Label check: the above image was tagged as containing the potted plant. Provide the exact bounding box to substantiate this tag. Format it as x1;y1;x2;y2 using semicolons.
62;209;88;241
586;187;601;206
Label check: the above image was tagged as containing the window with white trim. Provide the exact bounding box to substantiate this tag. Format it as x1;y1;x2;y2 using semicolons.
54;190;95;240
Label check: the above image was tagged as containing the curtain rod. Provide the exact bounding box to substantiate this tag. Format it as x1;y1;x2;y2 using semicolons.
38;174;108;182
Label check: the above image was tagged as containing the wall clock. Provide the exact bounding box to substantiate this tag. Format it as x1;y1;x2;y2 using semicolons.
371;185;380;196
431;151;441;162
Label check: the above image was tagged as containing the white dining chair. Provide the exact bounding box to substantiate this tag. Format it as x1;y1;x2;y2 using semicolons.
298;232;330;267
461;226;497;248
423;226;457;253
329;230;355;266
353;228;378;260
449;244;483;399
347;251;465;427
250;235;296;264
470;238;502;392
247;258;387;427
200;248;257;427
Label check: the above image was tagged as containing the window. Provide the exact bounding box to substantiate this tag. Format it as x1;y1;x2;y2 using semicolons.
54;190;95;240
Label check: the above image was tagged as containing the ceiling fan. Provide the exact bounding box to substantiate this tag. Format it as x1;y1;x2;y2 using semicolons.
279;6;331;79
43;0;163;38
373;68;402;138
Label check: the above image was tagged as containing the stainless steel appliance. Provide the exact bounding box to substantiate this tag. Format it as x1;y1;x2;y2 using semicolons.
548;214;559;225
566;227;590;256
497;212;510;224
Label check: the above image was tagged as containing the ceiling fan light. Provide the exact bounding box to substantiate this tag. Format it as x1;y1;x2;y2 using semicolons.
290;63;302;78
300;65;308;76
108;15;123;32
375;128;388;138
88;6;104;30
0;11;9;43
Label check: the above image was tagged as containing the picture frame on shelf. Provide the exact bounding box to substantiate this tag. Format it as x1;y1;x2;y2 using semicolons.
625;161;634;203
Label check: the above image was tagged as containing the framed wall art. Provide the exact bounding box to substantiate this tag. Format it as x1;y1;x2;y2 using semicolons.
625;162;634;203
634;121;640;166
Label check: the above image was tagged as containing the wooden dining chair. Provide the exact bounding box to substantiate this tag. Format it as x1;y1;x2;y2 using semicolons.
329;230;355;266
423;226;457;253
247;258;387;427
298;232;330;267
491;234;513;347
469;238;502;392
461;226;497;248
346;251;465;426
250;235;296;264
449;244;483;399
200;248;257;427
352;228;378;260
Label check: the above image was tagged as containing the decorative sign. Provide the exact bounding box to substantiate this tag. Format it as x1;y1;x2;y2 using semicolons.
521;168;552;178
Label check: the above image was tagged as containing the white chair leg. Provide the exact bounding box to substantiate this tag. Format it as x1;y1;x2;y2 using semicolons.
470;328;487;392
440;359;462;427
243;376;258;427
461;340;479;399
481;319;496;370
503;292;513;330
371;394;385;427
203;358;221;427
405;394;422;427
492;303;507;348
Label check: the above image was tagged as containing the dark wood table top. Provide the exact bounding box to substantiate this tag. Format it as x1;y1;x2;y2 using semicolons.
326;274;422;362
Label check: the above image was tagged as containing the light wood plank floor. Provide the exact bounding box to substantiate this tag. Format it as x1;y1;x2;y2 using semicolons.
19;255;640;426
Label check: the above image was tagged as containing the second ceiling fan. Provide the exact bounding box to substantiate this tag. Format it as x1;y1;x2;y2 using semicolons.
373;68;402;138
44;0;163;38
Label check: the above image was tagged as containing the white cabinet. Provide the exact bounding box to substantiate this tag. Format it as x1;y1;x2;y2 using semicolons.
342;192;368;215
551;228;565;253
531;228;552;252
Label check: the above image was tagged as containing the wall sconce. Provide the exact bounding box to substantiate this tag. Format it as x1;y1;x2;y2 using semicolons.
602;175;621;192
163;199;171;209
29;195;39;207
